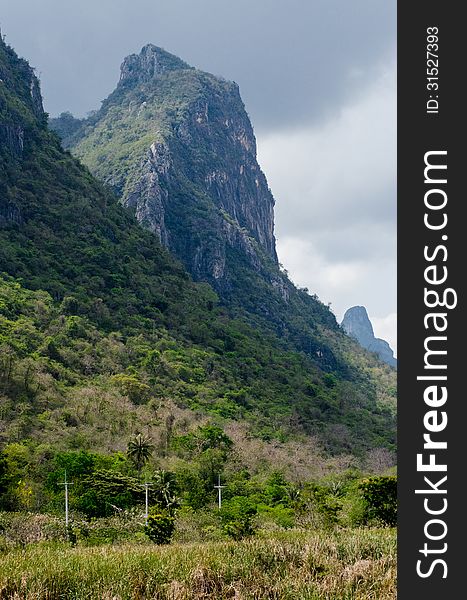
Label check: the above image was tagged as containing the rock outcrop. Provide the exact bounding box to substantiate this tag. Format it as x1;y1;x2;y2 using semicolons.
0;38;43;158
341;306;397;368
0;124;24;156
53;44;278;290
119;44;192;86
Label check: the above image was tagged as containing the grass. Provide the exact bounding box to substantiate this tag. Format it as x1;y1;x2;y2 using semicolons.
0;528;396;599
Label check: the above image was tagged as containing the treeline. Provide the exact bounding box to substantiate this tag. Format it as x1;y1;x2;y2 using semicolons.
0;425;396;547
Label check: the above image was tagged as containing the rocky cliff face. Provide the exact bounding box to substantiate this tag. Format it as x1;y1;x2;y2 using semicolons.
341;306;397;368
0;40;43;158
1;38;45;226
119;43;192;85
55;45;277;290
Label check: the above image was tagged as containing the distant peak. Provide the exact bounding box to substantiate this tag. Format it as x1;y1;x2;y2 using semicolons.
341;306;396;368
119;44;193;85
344;305;369;318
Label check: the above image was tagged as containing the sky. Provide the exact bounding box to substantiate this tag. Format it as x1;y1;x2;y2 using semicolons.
0;0;396;351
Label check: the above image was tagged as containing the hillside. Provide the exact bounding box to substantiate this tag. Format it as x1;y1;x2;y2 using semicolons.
0;35;396;474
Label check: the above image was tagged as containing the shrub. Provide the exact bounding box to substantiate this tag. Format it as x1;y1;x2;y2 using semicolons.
263;472;290;505
257;504;295;529
69;513;143;546
298;482;342;527
220;496;257;540
144;510;176;545
358;476;397;526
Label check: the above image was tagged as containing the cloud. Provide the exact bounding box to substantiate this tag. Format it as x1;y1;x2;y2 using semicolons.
371;313;397;356
276;236;396;317
258;57;396;236
257;58;396;340
1;0;396;130
277;237;370;296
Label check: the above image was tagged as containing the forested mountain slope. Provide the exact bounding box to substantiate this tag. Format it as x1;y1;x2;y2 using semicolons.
1;37;396;461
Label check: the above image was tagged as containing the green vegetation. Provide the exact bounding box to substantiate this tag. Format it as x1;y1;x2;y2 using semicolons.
220;496;258;540
0;425;396;528
46;111;83;143
144;509;176;545
127;434;155;472
52;45;397;408
0;273;395;455
1;35;396;458
358;476;397;527
0;35;399;599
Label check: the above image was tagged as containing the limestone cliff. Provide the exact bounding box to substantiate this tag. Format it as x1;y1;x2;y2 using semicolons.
0;38;44;225
0;39;43;158
0;34;397;453
53;45;277;290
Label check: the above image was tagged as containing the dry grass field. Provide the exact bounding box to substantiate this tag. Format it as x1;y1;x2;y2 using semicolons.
0;528;396;599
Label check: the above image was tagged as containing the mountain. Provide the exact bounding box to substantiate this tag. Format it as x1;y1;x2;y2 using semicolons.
341;307;397;368
53;44;278;287
0;37;396;463
50;45;345;361
49;43;398;391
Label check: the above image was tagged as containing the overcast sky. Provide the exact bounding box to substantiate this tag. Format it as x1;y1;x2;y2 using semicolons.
0;0;396;351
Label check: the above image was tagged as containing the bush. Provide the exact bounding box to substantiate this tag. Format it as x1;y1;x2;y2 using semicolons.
144;510;176;545
298;482;342;528
69;513;143;546
257;504;295;529
358;476;397;526
220;496;257;540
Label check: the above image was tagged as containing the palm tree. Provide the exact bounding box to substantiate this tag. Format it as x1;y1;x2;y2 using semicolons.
127;433;154;472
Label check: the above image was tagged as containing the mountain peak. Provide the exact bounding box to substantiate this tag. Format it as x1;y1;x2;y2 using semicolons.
342;306;374;337
341;306;396;368
61;42;279;283
119;44;193;86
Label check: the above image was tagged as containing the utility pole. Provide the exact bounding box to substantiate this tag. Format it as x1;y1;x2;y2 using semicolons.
59;471;73;536
142;481;153;525
214;474;226;509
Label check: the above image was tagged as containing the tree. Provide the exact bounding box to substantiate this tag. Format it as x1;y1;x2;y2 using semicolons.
111;374;151;404
151;469;179;511
358;476;397;526
220;496;258;540
263;471;290;505
172;424;233;457
78;469;143;517
144;510;175;544
127;433;154;472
